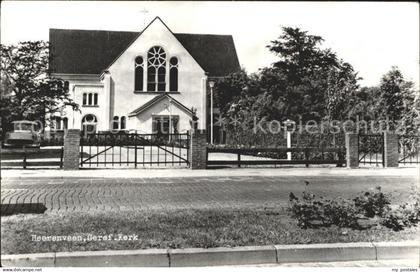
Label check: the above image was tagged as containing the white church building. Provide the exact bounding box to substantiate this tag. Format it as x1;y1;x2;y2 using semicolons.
49;17;240;136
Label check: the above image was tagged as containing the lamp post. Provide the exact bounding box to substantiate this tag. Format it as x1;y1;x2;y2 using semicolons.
283;119;296;161
209;80;215;145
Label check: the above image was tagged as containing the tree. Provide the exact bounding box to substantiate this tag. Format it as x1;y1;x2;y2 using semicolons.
345;86;380;122
375;67;419;134
0;41;77;134
266;27;360;122
325;62;360;121
376;67;411;122
213;69;251;114
267;27;340;84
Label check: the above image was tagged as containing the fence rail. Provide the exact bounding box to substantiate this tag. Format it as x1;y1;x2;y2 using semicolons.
207;147;345;167
1;147;63;169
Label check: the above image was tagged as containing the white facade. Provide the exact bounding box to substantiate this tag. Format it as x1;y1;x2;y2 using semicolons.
55;18;208;134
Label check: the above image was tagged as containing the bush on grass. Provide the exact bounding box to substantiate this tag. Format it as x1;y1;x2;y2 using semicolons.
381;185;420;231
288;191;359;229
288;183;419;231
353;186;391;218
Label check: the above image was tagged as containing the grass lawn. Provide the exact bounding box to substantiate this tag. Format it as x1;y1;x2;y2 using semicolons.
2;208;419;254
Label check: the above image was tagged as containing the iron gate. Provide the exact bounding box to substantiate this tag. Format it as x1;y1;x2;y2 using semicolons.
358;134;384;167
80;131;190;168
399;135;420;165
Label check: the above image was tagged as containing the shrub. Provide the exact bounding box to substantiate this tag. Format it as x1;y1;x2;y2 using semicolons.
288;192;321;228
288;184;419;231
381;206;411;231
381;185;420;231
288;191;359;229
323;198;359;228
353;186;391;218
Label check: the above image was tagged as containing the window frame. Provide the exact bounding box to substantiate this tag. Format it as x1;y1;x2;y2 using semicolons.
169;56;179;92
120;116;126;130
112;116;119;130
134;56;144;92
81;114;98;134
82;92;99;107
147;46;167;92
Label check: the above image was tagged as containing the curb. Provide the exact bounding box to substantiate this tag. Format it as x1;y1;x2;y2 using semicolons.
1;241;418;267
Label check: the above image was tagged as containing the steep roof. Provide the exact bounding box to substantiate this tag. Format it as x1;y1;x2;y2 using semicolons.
49;27;240;77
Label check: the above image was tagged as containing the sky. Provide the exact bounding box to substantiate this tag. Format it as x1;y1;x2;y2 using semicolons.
1;1;419;87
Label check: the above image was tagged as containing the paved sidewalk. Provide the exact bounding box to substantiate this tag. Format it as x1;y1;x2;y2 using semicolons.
1;174;418;213
239;258;419;267
2;166;419;179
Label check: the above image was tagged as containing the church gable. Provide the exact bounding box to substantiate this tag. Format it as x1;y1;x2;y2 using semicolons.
107;17;205;78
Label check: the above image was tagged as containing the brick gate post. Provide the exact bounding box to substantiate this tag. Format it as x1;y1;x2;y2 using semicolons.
63;129;81;170
345;133;359;168
384;132;399;167
190;129;207;169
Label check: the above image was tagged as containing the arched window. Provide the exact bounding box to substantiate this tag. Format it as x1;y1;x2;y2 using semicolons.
169;57;178;92
88;93;93;105
82;114;97;134
134;56;144;92
83;93;87;105
55;116;62;130
93;93;98;105
63;117;68;130
113;116;119;130
120;116;126;130
147;46;166;92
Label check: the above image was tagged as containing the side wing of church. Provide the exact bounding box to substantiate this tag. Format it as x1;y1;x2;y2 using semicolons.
49;17;240;135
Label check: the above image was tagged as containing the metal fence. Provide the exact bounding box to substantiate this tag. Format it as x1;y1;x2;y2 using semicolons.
207;147;345;167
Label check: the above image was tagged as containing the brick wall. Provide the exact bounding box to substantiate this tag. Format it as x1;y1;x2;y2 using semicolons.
190;129;207;169
384;133;399;167
63;129;81;170
345;133;359;168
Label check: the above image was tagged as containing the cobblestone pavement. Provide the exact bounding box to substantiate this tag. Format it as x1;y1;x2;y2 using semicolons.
1;175;417;214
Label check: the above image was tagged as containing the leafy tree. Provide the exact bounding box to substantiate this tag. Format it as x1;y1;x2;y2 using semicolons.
375;67;417;127
0;41;77;134
267;27;340;84
345;86;380;122
267;27;360;122
212;69;253;114
325;62;360;121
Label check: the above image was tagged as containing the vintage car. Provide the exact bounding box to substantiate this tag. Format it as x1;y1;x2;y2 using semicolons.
2;121;41;148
